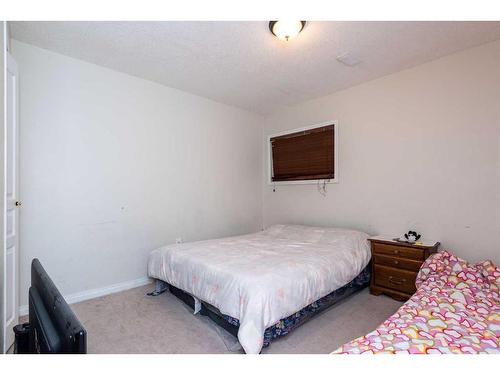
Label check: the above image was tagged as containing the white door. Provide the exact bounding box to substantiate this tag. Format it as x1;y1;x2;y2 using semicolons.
4;52;19;353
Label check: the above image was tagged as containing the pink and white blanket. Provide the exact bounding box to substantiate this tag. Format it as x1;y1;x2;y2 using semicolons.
333;250;500;354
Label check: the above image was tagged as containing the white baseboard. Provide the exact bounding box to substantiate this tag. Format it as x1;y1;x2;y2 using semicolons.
19;276;152;316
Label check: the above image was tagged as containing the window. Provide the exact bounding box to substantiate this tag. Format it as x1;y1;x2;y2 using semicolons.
269;122;337;183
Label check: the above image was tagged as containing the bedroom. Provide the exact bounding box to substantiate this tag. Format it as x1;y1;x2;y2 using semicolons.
1;0;499;372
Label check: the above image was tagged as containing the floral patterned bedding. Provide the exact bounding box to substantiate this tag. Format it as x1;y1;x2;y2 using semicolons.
333;250;500;354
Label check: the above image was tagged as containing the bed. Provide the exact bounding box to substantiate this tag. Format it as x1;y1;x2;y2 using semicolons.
333;250;500;354
148;224;372;354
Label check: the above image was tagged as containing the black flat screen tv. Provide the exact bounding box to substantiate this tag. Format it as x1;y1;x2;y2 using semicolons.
28;258;87;353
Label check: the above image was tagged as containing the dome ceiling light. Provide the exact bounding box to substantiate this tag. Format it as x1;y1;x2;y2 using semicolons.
269;21;306;41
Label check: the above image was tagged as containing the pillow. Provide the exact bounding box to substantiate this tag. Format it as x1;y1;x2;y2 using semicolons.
262;224;323;242
262;224;370;245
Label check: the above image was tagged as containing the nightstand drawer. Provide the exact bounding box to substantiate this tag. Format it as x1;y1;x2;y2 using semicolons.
373;265;417;294
373;254;422;272
372;242;423;261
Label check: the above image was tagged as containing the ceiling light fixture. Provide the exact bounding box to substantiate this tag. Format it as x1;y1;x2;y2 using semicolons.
269;21;306;41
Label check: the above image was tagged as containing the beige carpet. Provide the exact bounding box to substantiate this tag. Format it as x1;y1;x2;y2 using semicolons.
62;284;402;354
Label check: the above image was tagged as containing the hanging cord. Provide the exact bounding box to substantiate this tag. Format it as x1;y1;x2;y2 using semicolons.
317;180;326;196
317;179;329;196
273;182;277;192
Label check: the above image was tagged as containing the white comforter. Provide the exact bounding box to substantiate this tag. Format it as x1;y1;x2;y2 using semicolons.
147;224;371;354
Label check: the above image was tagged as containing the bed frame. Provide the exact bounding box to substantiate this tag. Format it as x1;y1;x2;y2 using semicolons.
148;265;371;350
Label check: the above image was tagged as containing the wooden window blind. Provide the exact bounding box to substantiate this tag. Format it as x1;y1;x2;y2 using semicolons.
270;124;335;182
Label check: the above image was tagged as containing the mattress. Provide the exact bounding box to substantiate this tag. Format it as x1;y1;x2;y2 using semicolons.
148;224;371;354
225;264;371;348
333;250;500;354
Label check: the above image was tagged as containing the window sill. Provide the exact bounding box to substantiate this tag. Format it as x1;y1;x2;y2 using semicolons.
268;178;338;186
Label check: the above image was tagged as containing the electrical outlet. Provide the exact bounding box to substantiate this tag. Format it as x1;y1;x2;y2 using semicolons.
175;237;182;244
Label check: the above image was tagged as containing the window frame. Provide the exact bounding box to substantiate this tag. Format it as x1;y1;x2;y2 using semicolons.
267;120;339;185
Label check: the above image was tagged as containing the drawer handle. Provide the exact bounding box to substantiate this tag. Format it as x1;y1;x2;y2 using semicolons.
388;276;406;285
393;260;399;265
393;249;399;255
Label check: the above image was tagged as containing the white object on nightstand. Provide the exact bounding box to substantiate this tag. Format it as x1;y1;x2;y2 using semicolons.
369;235;439;248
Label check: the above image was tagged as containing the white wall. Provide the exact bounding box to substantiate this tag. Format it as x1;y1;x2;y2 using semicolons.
263;40;500;264
12;40;263;307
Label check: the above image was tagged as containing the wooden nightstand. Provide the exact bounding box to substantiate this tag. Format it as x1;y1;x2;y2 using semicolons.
369;236;440;301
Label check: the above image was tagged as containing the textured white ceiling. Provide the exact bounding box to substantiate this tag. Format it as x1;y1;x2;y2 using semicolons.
10;21;500;115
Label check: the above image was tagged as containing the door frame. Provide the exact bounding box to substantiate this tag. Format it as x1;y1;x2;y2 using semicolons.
0;20;5;354
3;47;19;353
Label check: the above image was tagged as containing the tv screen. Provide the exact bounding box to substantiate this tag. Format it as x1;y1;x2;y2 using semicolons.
28;259;86;353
